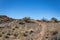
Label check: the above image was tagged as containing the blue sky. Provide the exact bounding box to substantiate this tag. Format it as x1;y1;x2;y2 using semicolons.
0;0;60;20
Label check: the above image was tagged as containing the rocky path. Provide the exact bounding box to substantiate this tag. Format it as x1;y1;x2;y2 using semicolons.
33;21;47;40
39;23;47;40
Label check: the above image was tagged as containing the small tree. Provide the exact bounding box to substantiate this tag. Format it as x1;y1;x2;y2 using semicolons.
41;17;47;22
22;17;31;23
51;17;58;22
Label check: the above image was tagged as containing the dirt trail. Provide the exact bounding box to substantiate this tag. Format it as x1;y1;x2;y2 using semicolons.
40;23;47;40
33;21;47;40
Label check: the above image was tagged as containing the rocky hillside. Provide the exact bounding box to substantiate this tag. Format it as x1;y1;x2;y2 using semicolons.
0;15;60;40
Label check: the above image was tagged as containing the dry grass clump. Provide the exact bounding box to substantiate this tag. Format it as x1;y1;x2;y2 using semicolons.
0;34;2;37
49;28;58;35
4;35;9;39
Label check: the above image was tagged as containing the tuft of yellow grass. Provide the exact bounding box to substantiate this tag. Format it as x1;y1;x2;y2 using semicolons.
49;27;58;35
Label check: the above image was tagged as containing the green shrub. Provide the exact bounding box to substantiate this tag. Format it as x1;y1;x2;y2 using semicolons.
22;17;31;23
51;17;58;22
23;17;31;20
41;17;47;22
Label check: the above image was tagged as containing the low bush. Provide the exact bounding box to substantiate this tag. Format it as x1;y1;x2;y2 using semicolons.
51;17;58;23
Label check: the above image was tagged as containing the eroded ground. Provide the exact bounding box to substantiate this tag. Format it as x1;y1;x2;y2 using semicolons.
0;16;60;40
